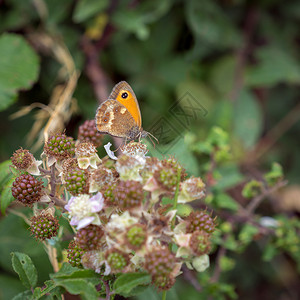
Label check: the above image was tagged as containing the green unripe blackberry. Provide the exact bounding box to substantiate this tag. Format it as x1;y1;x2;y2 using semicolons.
76;225;104;251
64;166;89;196
44;133;75;159
11;148;34;170
77;120;104;147
186;211;216;234
189;230;211;256
67;241;85;268
114;180;143;210
11;174;43;206
153;275;175;291
101;183;117;206
144;247;177;279
125;224;147;250
105;249;129;273
30;213;59;241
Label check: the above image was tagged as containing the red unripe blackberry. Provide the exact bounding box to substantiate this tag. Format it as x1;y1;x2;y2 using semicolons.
67;241;85;268
105;249;129;273
78;120;104;147
11;148;34;170
76;225;104;251
189;230;211;256
144;247;177;279
114;180;143;210
30;213;59;241
44;133;75;159
64;166;89;196
186;210;216;234
11;174;43;206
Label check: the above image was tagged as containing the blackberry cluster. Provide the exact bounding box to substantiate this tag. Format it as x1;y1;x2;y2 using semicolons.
77;120;103;147
30;214;59;241
125;224;147;250
11;148;33;170
186;210;216;234
44;133;75;159
114;180;143;210
11;174;43;206
76;225;104;251
67;241;85;268
105;249;129;273
144;247;177;290
64;166;89;195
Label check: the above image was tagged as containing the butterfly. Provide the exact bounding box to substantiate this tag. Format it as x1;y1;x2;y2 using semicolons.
95;81;155;143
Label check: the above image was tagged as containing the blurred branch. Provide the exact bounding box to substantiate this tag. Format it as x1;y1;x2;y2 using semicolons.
249;101;300;162
246;180;288;214
230;8;259;102
182;265;202;292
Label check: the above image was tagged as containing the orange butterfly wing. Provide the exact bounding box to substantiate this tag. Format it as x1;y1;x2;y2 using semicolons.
108;81;142;127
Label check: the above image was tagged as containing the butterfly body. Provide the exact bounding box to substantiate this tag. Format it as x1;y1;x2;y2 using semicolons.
95;81;148;141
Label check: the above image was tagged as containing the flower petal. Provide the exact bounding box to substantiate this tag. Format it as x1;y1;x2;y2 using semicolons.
76;216;95;229
104;142;118;160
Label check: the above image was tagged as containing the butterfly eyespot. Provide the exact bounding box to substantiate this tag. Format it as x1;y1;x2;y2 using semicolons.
105;112;110;117
114;108;119;113
121;92;128;99
103;118;108;123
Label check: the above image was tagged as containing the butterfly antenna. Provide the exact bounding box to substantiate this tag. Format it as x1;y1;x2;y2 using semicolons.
147;132;159;149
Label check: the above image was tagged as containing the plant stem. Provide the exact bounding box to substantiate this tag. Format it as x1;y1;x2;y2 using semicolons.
162;290;167;300
171;168;181;229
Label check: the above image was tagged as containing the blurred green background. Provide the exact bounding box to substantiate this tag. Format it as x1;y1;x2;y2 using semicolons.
0;0;300;299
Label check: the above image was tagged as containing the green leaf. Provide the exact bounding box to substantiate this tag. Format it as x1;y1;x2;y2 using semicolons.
51;263;99;284
238;224;258;245
73;0;109;23
264;162;283;186
185;0;240;48
245;46;300;87
242;180;263;199
0;160;12;186
214;193;239;212
214;164;244;190
233;90;263;149
113;272;151;296
1;177;16;215
11;252;38;289
54;279;99;300
12;290;33;300
0;33;40;111
219;256;235;272
262;244;278;262
33;280;63;299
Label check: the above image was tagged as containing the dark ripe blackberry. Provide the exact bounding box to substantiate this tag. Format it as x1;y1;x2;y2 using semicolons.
105;248;129;273
189;230;211;256
76;225;104;251
11;174;43;206
65;166;89;196
125;224;147;250
67;241;85;268
144;247;177;279
114;180;143;210
186;211;216;234
11;148;34;170
44;133;75;159
78;120;104;147
153;275;175;291
30;213;59;241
